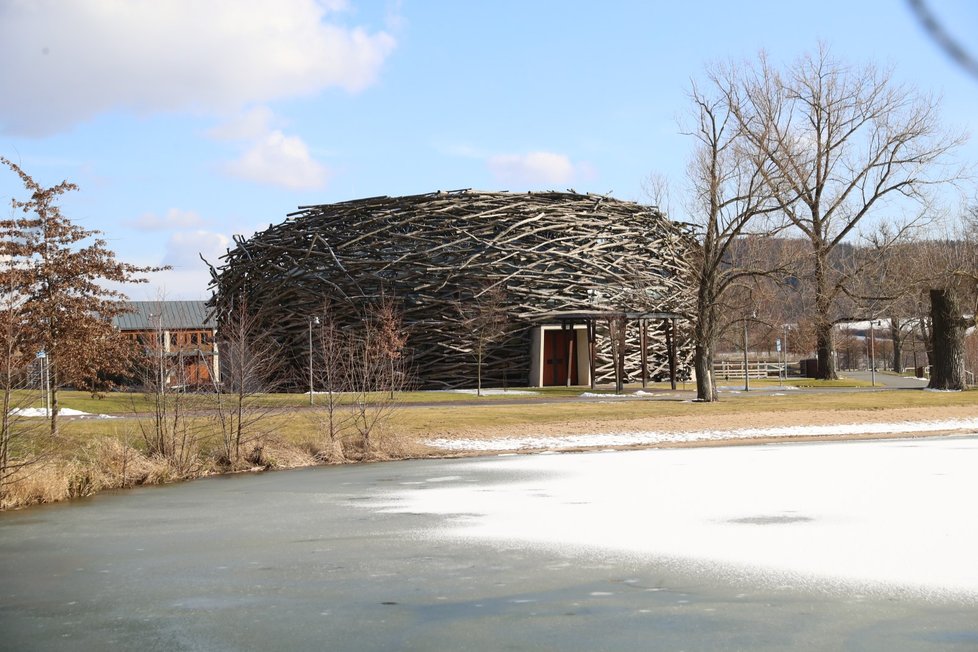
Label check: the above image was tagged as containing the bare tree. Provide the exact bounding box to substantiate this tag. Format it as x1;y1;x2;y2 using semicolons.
854;224;937;373
641;171;673;217
310;309;351;461
132;304;205;475
924;210;978;389
680;71;785;401
455;283;509;396
0;273;51;505
345;297;410;457
732;46;965;379
211;299;284;467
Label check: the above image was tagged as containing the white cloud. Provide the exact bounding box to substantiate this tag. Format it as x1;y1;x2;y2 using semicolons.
130;208;203;231
108;229;243;300
487;151;585;188
162;230;231;269
206;106;277;141
223;129;330;190
126;267;215;301
0;0;397;135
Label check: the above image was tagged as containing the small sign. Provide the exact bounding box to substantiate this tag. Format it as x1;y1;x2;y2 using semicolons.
36;350;46;359
775;339;782;353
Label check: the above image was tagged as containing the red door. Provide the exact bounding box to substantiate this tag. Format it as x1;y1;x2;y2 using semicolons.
544;330;578;386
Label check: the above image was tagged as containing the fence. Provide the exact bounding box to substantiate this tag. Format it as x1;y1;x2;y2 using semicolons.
713;359;785;380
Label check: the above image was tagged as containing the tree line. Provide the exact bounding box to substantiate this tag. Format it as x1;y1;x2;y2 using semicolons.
669;44;975;401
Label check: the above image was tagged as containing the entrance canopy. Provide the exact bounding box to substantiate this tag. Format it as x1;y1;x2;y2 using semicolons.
534;310;686;392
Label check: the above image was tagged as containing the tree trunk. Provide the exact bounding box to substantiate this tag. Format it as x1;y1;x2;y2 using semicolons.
927;288;966;390
889;317;904;374
812;250;838;380
693;280;719;402
694;342;717;401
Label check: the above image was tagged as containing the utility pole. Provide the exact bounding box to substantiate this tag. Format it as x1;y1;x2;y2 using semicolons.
308;316;320;405
744;311;756;392
870;320;877;387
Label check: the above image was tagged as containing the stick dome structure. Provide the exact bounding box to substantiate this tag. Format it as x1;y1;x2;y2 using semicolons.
209;189;695;389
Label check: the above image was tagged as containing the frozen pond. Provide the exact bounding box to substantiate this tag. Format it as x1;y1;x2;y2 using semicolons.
390;437;978;599
1;437;977;651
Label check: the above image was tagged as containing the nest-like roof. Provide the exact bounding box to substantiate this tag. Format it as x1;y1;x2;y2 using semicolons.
210;189;695;387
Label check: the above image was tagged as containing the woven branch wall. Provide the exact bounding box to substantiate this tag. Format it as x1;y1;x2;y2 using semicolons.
210;190;696;389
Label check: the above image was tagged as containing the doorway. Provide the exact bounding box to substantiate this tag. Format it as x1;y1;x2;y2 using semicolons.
543;329;578;386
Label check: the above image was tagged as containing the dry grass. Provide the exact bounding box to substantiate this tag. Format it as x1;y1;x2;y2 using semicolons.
3;386;977;511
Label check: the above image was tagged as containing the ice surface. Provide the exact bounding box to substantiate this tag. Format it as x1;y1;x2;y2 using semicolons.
379;437;978;600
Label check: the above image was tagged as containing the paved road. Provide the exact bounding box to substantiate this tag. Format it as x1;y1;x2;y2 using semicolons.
842;370;932;389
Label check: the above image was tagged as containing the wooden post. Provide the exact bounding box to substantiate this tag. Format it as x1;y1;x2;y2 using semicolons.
588;318;596;390
669;318;678;390
565;324;575;387
617;316;626;394
640;319;648;388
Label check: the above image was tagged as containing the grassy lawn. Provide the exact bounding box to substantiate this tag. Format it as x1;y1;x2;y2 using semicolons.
5;383;975;509
0;371;962;460
36;377;874;416
26;385;600;415
28;382;975;445
386;388;977;436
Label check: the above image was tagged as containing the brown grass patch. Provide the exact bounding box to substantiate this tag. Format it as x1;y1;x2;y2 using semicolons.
5;388;977;510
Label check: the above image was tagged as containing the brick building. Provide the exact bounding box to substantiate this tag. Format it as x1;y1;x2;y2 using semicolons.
113;301;220;387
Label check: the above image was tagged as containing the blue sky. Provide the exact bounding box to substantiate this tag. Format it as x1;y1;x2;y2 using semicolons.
2;0;977;300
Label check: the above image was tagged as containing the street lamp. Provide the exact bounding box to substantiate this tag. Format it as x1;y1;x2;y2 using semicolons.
744;310;757;392
783;324;790;382
869;319;878;388
309;315;320;405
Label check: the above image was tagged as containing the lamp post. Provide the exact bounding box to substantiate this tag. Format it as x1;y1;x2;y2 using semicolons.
783;324;790;382
744;310;756;392
869;319;877;388
36;350;50;417
149;312;166;392
308;315;320;405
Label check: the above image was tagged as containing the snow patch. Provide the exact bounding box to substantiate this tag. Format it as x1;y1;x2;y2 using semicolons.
442;389;539;396
377;437;978;600
424;418;978;452
8;407;117;419
579;391;657;399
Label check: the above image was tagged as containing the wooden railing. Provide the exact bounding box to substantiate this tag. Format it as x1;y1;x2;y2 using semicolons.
713;359;785;379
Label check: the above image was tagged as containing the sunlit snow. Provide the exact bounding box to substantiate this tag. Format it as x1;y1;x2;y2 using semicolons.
425;418;978;451
8;407;116;418
442;389;539;396
380;437;978;600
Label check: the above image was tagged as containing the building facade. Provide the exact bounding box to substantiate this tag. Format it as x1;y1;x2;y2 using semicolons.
113;301;220;387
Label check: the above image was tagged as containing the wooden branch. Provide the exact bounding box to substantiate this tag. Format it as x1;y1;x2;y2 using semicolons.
210;190;696;388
